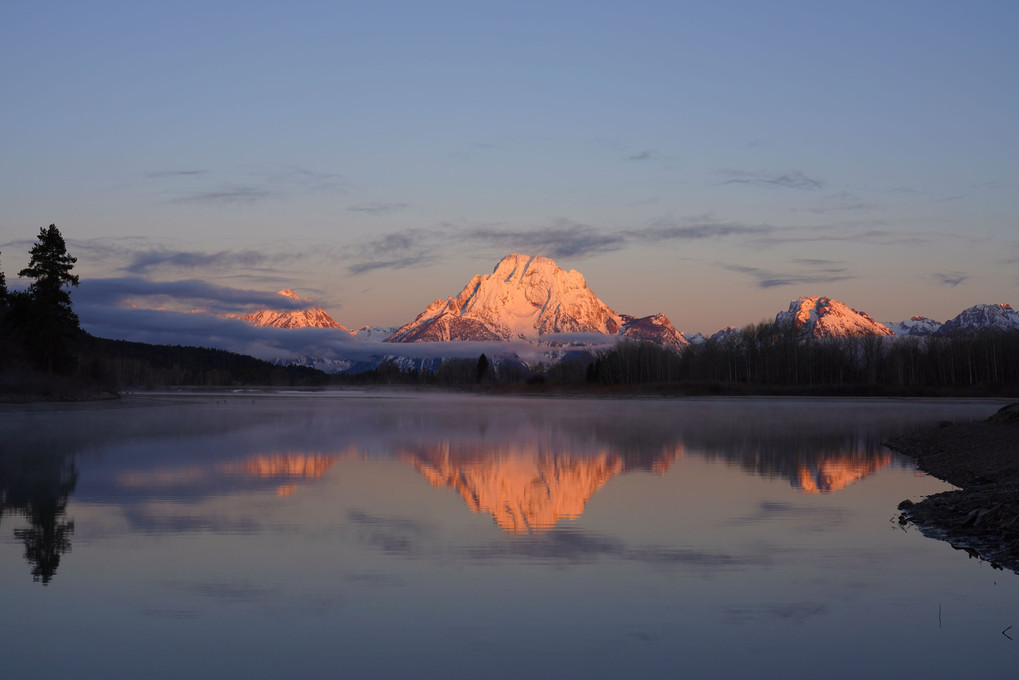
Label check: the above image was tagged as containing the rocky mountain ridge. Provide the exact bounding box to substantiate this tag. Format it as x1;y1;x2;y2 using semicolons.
776;296;894;339
237;257;1016;350
240;289;349;331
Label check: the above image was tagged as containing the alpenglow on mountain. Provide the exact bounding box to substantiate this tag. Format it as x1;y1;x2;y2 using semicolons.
386;253;689;345
241;289;349;331
776;296;893;339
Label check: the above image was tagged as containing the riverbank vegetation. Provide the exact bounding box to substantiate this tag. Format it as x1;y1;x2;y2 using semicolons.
1;226;329;401
3;225;1017;399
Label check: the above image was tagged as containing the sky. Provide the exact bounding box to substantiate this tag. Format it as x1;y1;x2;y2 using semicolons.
2;0;1017;349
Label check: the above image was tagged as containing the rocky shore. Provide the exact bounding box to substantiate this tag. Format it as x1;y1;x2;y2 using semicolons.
886;403;1019;573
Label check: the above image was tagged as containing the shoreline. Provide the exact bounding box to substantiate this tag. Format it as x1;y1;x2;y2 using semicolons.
886;403;1019;573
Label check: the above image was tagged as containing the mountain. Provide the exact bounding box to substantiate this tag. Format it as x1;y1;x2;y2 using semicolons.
386;254;630;342
620;313;690;347
939;303;1019;335
710;326;741;343
793;453;892;494
683;332;707;345
400;443;680;533
351;325;399;342
241;289;349;331
776;296;893;339
886;315;943;337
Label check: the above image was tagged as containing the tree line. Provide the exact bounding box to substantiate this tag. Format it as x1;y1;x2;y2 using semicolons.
4;225;1016;395
370;324;1019;394
1;225;330;396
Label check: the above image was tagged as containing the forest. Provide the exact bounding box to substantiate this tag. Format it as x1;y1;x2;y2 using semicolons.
0;225;329;399
3;225;1018;398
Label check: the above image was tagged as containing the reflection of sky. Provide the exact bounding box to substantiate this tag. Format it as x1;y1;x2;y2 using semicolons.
4;394;1000;532
3;394;1017;678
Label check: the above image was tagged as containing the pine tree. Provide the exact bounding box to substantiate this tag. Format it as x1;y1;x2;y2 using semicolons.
0;250;8;305
19;224;79;314
13;225;81;373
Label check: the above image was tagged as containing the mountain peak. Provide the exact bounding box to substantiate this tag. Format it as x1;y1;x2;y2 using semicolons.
939;303;1019;335
241;289;349;331
777;296;892;339
387;254;622;342
620;313;690;346
886;315;943;336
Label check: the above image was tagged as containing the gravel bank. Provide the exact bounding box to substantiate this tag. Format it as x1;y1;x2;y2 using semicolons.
886;403;1019;573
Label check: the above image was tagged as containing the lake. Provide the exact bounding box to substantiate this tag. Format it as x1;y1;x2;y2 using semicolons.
1;392;1017;678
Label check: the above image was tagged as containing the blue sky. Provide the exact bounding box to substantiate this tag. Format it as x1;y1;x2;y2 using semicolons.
2;0;1017;341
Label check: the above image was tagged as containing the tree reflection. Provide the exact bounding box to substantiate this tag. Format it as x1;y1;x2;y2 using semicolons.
0;445;78;584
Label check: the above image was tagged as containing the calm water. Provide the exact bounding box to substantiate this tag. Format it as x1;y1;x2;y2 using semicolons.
2;392;1017;678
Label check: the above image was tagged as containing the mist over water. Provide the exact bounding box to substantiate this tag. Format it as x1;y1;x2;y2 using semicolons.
1;393;1015;678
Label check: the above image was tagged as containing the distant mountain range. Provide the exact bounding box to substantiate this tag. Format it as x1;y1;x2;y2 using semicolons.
239;289;349;331
236;254;1017;369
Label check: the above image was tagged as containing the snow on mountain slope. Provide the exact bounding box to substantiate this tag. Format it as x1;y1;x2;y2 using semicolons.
710;326;741;343
351;325;400;342
886;315;943;336
776;296;893;339
387;254;626;342
241;289;349;331
939;303;1019;335
619;313;690;347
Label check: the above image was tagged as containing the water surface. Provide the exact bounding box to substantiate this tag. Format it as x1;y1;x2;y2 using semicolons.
2;393;1016;678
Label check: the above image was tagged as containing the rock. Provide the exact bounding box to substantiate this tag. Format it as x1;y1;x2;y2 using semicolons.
988;403;1019;424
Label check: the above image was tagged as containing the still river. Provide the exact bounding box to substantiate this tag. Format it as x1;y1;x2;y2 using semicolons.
1;392;1016;678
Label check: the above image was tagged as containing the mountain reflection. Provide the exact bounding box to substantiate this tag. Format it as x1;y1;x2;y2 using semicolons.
114;451;351;498
682;423;893;494
401;443;681;532
0;442;78;585
2;395;951;581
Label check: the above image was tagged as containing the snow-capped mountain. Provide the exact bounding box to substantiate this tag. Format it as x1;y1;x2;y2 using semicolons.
387;254;632;342
939;303;1019;335
886;315;943;336
776;296;893;339
710;326;741;343
619;313;690;347
351;325;399;342
241;289;349;331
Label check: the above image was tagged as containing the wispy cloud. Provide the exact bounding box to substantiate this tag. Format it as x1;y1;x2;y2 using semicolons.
631;219;773;242
348;254;437;275
721;262;853;289
344;216;775;275
74;277;310;315
348;202;409;215
144;169;207;178
171;185;273;205
721;170;825;190
626;149;657;161
749;223;930;249
803;191;875;214
124;249;277;274
142;164;346;206
346;228;445;275
462;221;627;259
931;271;969;287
